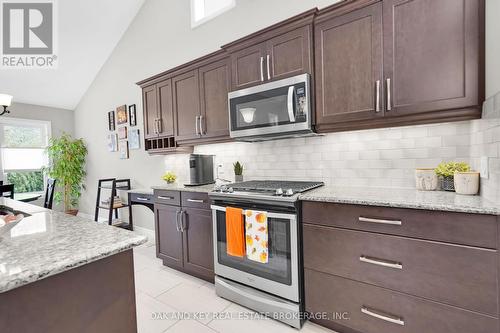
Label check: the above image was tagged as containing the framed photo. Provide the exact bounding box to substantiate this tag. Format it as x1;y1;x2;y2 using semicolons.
119;141;129;159
116;105;128;125
108;111;115;131
107;133;118;152
129;129;140;150
118;126;128;140
129;104;137;126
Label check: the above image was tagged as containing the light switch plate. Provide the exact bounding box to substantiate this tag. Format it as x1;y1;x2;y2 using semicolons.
480;156;489;179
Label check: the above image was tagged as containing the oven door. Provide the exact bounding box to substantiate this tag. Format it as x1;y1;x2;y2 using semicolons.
228;73;311;139
211;204;299;302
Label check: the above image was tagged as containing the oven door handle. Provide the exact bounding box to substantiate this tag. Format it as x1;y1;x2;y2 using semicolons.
211;205;297;220
287;86;296;123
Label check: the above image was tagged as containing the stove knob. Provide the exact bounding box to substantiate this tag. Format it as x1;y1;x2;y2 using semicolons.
275;188;284;196
227;187;234;193
285;189;294;196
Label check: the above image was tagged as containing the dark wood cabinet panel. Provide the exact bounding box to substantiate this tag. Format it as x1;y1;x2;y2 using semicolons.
230;43;266;90
267;25;312;82
199;58;231;140
305;270;498;333
157;79;174;137
173;70;201;142
155;204;183;269
315;2;384;126
383;0;483;116
303;224;498;315
142;85;158;139
182;207;214;281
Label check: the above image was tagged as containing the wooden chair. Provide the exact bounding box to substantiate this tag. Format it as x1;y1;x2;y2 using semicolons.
0;184;14;199
44;178;57;209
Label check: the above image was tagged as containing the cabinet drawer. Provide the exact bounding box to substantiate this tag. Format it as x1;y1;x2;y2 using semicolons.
130;192;154;205
303;224;498;315
302;201;498;249
154;190;180;206
305;270;498;333
181;192;210;210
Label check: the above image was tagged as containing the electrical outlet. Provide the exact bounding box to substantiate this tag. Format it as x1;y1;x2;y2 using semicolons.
480;156;489;179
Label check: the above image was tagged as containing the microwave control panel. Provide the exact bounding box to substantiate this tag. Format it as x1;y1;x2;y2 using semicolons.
295;85;307;122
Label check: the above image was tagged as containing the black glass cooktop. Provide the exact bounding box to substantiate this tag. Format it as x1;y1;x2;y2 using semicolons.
229;180;324;194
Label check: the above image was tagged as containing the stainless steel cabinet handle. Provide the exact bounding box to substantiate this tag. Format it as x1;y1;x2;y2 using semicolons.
266;54;271;80
179;210;186;232
375;80;381;112
260;56;264;82
135;197;150;201
187;198;205;203
386;78;392;111
157;118;162;134
358;216;401;226
154;119;158;134
361;306;404;326
175;210;181;231
157;195;174;200
199;115;204;135
360;255;403;270
195;116;200;135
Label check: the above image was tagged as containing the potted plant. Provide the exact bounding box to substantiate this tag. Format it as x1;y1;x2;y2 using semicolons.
162;171;177;184
45;133;88;215
233;161;244;182
434;161;470;191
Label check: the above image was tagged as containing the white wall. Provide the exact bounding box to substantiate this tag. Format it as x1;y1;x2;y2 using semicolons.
75;0;500;231
486;0;500;98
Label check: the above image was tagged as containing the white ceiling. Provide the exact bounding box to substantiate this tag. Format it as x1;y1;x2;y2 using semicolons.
0;0;145;110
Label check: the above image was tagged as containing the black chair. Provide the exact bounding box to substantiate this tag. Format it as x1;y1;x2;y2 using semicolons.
44;178;56;209
0;184;14;199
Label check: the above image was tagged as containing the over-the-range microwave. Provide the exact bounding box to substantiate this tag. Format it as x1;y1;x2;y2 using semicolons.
228;73;314;142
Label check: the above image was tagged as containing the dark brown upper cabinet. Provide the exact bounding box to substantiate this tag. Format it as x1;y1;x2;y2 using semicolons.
142;79;174;140
315;2;384;127
314;0;484;132
383;0;483;117
173;70;201;143
224;9;316;91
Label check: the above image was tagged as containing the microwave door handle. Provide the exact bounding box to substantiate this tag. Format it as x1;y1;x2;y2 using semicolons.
287;86;296;123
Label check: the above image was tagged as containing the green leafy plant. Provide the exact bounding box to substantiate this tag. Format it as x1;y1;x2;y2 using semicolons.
233;161;244;176
434;161;470;178
162;171;177;183
45;133;88;212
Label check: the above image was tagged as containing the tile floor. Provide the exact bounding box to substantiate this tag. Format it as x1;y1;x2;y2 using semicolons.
133;241;336;333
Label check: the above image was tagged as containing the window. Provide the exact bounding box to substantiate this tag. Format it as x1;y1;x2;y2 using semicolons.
0;118;51;194
191;0;235;28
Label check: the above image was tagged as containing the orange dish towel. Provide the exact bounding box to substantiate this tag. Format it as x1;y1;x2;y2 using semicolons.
225;207;246;257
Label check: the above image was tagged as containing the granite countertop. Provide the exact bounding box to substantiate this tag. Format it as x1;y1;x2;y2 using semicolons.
0;198;146;293
151;183;216;193
299;186;500;215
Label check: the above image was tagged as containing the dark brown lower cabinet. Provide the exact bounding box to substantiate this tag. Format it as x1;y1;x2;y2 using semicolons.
302;201;500;333
154;190;214;282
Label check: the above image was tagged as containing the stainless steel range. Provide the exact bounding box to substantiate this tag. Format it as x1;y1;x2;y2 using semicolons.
209;180;323;328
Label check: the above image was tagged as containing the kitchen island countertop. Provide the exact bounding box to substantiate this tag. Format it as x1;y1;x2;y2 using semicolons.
299;186;500;215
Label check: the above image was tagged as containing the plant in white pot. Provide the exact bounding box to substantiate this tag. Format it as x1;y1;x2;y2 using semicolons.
234;161;244;182
434;161;470;192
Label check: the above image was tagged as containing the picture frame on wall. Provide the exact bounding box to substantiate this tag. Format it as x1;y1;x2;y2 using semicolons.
107;133;118;152
129;104;137;126
108;111;115;131
118;126;128;140
119;141;129;159
116;104;128;125
129;129;140;149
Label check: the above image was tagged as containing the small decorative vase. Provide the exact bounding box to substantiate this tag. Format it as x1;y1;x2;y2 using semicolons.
235;174;243;182
454;172;480;195
415;169;438;191
440;176;455;191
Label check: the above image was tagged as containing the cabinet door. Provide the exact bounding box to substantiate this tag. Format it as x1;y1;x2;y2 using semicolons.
230;42;266;90
181;207;214;281
157;79;174;137
267;25;312;81
155;204;183;269
173;70;201;142
142;85;158;139
199;58;231;140
315;3;384;127
383;0;482;116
